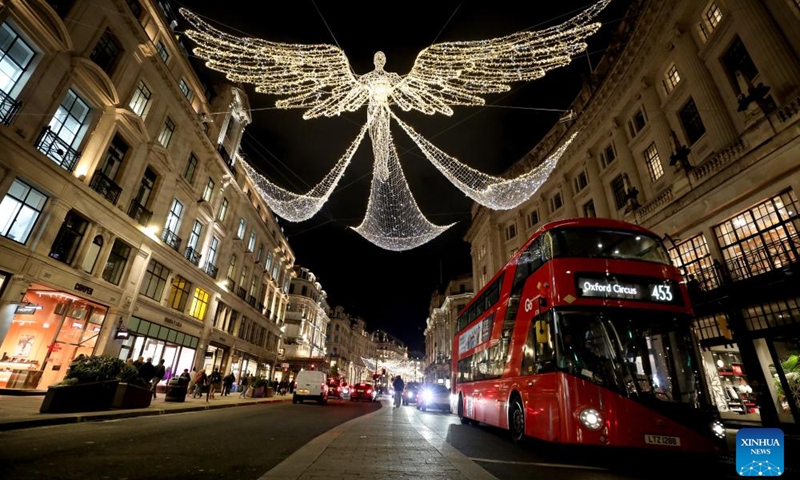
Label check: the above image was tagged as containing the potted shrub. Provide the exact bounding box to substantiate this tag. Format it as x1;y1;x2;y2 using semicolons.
251;377;267;398
112;363;153;409
40;355;121;413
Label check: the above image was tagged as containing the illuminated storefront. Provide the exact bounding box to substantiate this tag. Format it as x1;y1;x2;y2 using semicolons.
117;316;198;384
0;285;109;390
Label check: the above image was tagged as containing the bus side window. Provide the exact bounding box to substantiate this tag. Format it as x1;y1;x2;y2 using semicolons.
520;315;555;374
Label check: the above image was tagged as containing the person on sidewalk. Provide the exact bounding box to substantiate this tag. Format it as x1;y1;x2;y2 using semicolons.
192;370;207;398
207;369;222;400
222;371;235;396
239;373;250;398
392;375;405;408
151;359;166;399
138;357;155;388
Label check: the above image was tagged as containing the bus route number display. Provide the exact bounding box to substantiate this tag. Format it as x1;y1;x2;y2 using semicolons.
576;275;681;305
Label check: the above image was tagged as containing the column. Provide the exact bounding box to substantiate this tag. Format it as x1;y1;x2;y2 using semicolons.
28;198;70;256
674;30;737;149
610;125;644;195
726;0;800;104
584;153;610;218
71;224;99;274
641;84;676;171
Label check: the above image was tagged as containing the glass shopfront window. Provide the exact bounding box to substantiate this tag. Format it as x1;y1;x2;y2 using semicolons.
118;316;198;387
0;285;108;390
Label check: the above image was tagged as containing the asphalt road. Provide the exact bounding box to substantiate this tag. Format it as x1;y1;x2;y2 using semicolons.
0;398;380;480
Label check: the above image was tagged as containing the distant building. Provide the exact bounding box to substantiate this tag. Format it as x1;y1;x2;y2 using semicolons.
424;274;473;387
466;0;800;428
282;265;329;382
325;305;377;384
0;0;293;390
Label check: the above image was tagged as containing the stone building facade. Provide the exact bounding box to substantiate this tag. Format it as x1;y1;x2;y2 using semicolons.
466;0;800;430
325;305;377;384
0;0;293;391
282;265;329;383
423;274;473;387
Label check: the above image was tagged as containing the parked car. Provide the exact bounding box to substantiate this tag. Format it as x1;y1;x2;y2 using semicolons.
402;382;421;405
349;382;377;402
416;384;451;412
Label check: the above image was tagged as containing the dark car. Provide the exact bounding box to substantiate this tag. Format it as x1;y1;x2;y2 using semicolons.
416;384;451;412
402;382;421;405
349;382;377;402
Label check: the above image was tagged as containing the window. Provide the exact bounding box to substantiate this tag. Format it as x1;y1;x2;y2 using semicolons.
505;223;517;241
667;234;719;292
0;178;47;244
202;178;214;202
218;197;229;221
237;217;246;239
41;89;92;169
256;243;264;263
722;37;760;97
140;259;170;300
272;259;280;280
48;210;88;264
167;275;192;311
183;153;197;183
700;2;723;40
600;143;616;169
227;254;237;280
627;108;647;138
128;80;151;117
663;64;681;94
124;0;142;18
81;235;103;273
164;198;183;236
523;210;539;230
178;78;192;101
186;219;203;265
158;117;175;147
102;239;131;285
265;252;273;272
129;167;156;225
573;170;588;193
610;174;628;211
89;29;121;73
239;266;248;291
247;231;256;252
188;288;210;320
155;40;169;63
679;97;706;145
206;236;219;270
643;142;664;182
0;22;36;98
549;192;563;213
98;135;127;182
582;200;596;218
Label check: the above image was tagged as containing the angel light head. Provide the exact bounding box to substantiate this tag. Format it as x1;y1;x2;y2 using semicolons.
373;51;386;70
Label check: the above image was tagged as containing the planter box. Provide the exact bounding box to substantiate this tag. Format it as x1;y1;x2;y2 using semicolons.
40;380;119;413
112;383;153;409
252;386;266;398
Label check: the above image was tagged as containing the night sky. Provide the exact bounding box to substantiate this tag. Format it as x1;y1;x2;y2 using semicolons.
175;0;631;352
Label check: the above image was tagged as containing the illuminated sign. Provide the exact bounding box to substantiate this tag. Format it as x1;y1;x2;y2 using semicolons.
15;304;42;315
576;275;682;305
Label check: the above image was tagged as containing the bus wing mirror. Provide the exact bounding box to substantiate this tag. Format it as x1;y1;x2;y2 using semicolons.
535;320;550;344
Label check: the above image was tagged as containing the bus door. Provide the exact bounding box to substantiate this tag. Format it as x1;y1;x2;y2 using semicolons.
520;312;559;441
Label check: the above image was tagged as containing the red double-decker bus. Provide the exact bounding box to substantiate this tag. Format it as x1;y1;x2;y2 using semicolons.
452;218;727;454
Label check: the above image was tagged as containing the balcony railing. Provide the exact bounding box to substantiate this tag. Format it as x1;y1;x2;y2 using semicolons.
127;199;152;226
237;287;247;300
248;295;257;307
161;229;182;251
185;246;201;266
36;127;81;172
204;262;218;279
89;170;122;205
0;88;21;125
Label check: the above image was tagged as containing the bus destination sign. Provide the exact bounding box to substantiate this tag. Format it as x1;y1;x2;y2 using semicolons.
575;275;682;305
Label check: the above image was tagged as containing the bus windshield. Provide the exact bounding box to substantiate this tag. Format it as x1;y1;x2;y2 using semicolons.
550;228;671;265
556;309;700;406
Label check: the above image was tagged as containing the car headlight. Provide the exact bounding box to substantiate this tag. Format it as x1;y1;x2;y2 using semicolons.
422;390;433;402
579;408;603;431
406;391;414;398
711;420;726;439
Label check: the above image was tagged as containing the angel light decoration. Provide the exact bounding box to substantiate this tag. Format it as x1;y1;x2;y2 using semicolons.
180;1;610;251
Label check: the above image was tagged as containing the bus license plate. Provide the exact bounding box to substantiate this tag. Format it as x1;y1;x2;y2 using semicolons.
644;434;681;446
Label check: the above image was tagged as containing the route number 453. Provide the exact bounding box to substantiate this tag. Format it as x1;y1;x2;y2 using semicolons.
651;285;673;302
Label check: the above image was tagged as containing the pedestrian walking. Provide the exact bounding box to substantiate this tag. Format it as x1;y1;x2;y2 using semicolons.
152;359;166;399
239;373;250;398
392;375;405;408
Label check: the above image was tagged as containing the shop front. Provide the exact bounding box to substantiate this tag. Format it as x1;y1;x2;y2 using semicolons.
117;316;199;383
0;284;110;390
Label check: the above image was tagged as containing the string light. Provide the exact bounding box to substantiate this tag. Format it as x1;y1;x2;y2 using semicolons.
180;1;609;251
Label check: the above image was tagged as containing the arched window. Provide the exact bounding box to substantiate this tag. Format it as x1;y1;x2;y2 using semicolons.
81;235;103;273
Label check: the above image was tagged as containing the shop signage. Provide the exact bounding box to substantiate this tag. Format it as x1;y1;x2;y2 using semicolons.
15;304;42;315
575;274;681;305
164;317;182;328
115;328;130;340
281;363;289;369
74;283;93;295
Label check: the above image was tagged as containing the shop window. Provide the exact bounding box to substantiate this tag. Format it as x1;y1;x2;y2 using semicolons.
89;28;121;74
81;235;103;273
713;190;800;281
140;259;170;301
102;239;130;285
679;97;706;145
668;233;720;292
711;350;758;415
643;142;664;182
158;116;175;148
741;297;800;332
48;210;89;264
182;153;197;183
167;275;192;311
129;80;152;118
0;178;47;244
769;337;800;418
188;287;209;320
693;314;732;342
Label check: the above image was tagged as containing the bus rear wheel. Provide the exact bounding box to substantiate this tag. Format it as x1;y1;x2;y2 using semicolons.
509;396;525;443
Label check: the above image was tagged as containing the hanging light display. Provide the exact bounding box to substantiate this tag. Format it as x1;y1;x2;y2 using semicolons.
180;0;610;251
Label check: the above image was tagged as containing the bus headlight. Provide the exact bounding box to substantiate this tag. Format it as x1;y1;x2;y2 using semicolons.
711;420;726;439
579;408;604;431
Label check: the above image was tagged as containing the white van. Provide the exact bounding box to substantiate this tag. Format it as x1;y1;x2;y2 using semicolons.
292;370;328;404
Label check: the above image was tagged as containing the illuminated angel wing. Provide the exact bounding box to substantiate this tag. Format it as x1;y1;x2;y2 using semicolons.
180;8;364;119
392;0;610;115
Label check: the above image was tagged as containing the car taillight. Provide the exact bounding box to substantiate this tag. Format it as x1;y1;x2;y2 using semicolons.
367;388;373;394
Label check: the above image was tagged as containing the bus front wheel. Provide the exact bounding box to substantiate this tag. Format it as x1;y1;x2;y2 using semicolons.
458;395;471;425
509;396;525;443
